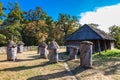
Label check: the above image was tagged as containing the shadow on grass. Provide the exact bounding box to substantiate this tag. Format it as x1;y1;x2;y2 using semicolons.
27;54;40;59
0;56;39;63
26;65;88;80
27;53;87;80
93;51;120;76
0;61;50;71
27;70;69;80
104;63;120;75
0;60;8;62
16;58;39;62
59;51;80;61
16;54;41;62
71;66;86;74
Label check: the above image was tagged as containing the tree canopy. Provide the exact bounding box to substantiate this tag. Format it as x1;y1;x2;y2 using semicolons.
109;25;120;49
0;1;119;48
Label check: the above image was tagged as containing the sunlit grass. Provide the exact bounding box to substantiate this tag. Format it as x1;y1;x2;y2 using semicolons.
93;49;120;61
0;49;70;80
0;48;120;80
63;49;120;80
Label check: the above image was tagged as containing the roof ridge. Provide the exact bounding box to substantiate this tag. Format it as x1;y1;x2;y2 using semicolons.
65;24;115;41
65;26;83;40
86;24;104;39
87;24;115;40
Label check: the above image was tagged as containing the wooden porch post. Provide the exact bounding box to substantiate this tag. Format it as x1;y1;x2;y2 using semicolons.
104;40;107;52
98;40;101;55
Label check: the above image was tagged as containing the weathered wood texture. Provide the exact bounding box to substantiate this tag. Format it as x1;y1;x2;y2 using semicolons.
38;47;48;58
17;41;24;53
7;41;17;61
80;41;93;68
47;41;59;63
38;42;48;58
48;49;58;63
69;46;78;60
66;24;115;53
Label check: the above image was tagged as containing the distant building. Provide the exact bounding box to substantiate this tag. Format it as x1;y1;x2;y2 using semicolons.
65;24;115;53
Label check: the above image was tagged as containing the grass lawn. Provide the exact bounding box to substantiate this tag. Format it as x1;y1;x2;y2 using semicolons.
65;49;120;80
0;48;120;80
0;48;74;80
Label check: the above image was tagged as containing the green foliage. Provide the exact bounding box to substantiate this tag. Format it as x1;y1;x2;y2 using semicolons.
0;34;6;44
55;13;80;44
0;1;81;46
4;24;21;42
109;25;120;49
23;6;46;22
0;1;23;43
0;2;6;24
7;2;23;23
93;49;120;60
22;20;48;45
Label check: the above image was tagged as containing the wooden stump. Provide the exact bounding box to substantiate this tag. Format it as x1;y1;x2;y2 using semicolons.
69;47;78;60
48;49;58;63
17;41;24;53
17;45;24;53
38;42;48;59
80;41;93;68
7;41;17;61
39;47;48;59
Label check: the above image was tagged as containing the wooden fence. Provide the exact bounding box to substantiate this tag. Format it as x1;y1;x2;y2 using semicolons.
0;46;66;53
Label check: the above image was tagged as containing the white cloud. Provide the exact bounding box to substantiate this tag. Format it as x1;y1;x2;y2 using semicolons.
79;4;120;32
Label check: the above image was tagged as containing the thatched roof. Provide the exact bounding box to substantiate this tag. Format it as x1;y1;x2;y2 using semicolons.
66;24;115;41
47;41;60;49
38;42;47;47
7;41;17;47
17;41;24;45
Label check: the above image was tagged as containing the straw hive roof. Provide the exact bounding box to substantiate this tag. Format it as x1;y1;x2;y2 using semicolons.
38;42;47;47
7;41;17;47
47;41;60;49
17;41;24;45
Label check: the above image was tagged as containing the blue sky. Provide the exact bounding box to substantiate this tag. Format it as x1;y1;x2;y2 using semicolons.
1;0;120;32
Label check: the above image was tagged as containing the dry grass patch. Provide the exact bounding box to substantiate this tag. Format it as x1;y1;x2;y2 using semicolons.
0;49;72;80
64;49;120;80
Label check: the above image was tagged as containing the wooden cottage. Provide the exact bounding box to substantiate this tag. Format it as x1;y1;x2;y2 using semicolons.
65;24;115;53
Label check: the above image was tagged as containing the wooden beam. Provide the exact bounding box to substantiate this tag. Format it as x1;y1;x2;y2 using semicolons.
104;40;107;52
98;40;101;55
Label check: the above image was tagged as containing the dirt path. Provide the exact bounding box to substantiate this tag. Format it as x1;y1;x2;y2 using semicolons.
64;62;78;80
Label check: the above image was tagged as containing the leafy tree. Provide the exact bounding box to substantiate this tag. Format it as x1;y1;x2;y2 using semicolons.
51;26;64;45
23;6;55;45
109;25;120;49
0;2;7;46
58;13;79;38
0;34;6;45
23;6;46;22
45;16;55;44
2;1;23;42
0;2;6;24
56;13;80;44
23;20;48;45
